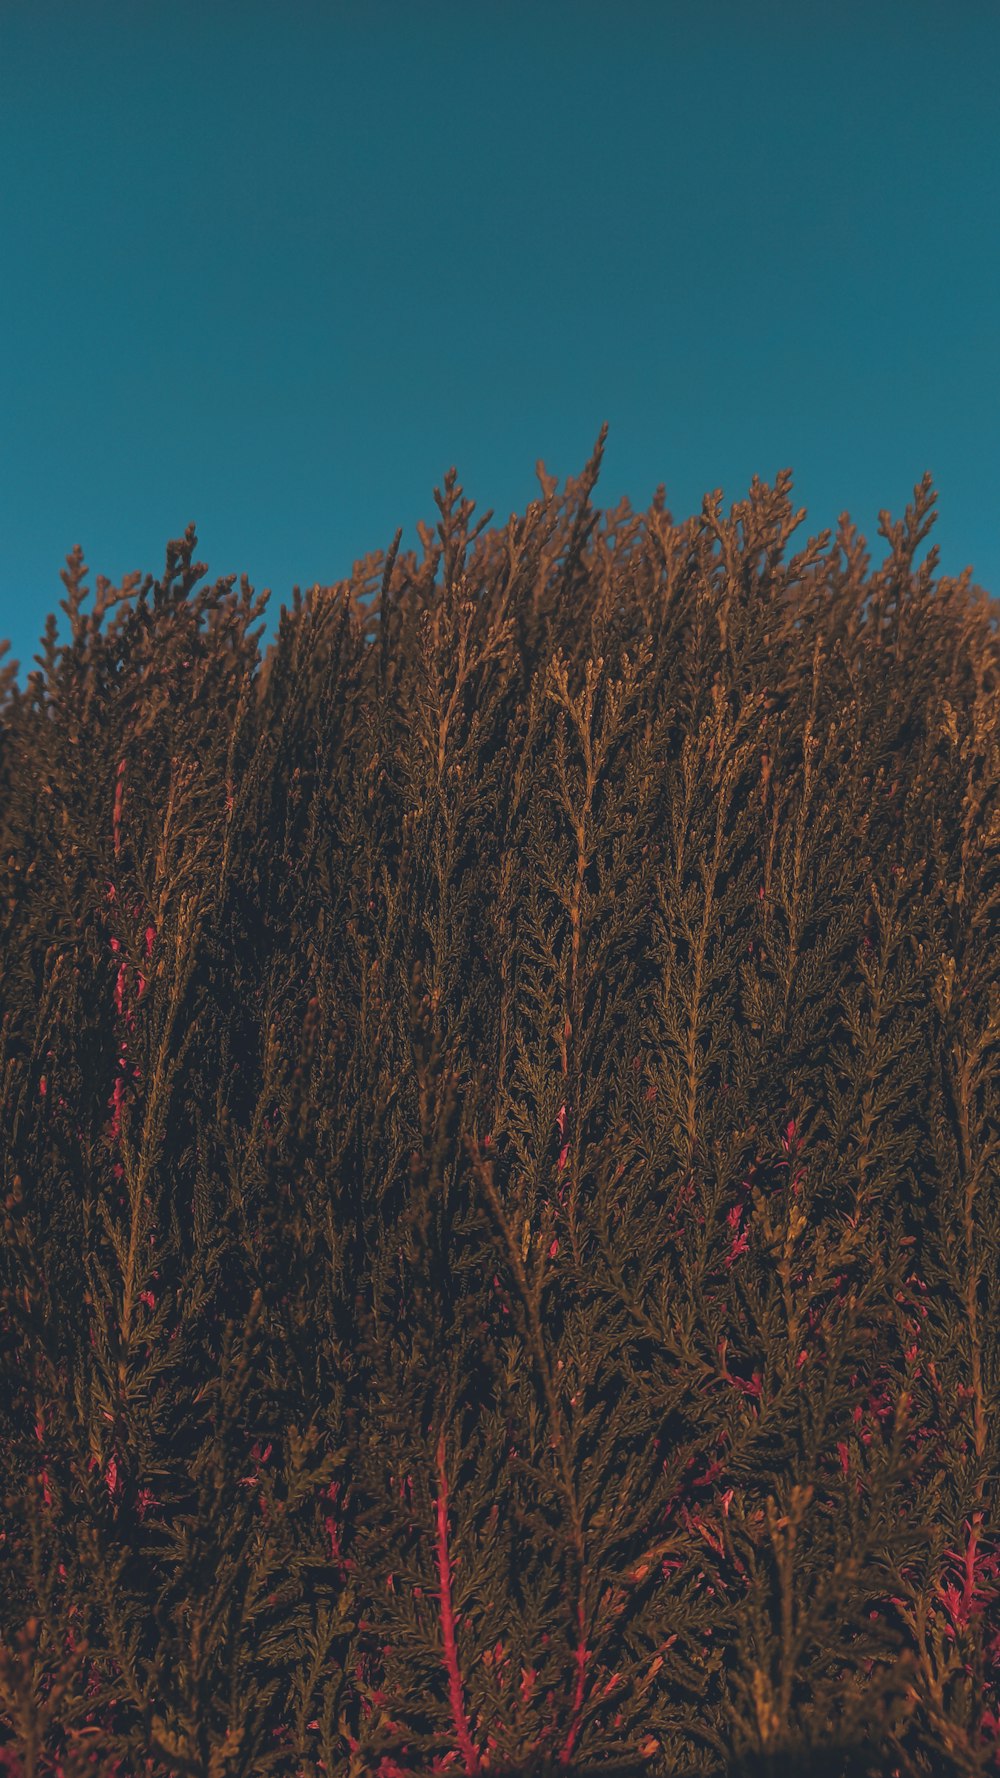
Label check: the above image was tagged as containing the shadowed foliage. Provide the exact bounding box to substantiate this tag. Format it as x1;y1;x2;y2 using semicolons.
1;430;998;1777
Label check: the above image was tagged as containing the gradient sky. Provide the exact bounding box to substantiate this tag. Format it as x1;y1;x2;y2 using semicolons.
2;1;998;685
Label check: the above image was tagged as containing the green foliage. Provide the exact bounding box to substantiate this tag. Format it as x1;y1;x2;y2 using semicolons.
1;432;999;1778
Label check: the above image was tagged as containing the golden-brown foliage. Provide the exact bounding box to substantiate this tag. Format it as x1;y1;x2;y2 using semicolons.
1;433;998;1778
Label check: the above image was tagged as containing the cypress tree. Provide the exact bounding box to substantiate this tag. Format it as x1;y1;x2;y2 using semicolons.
1;433;998;1778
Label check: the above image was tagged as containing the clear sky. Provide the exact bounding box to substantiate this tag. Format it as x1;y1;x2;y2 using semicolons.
2;1;997;685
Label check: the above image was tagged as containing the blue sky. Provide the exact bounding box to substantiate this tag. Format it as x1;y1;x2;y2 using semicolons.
2;1;997;685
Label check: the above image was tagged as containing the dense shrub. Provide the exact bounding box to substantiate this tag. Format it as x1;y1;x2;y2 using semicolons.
1;429;998;1778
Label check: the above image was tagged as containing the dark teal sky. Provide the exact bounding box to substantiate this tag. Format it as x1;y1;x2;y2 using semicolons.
2;1;997;683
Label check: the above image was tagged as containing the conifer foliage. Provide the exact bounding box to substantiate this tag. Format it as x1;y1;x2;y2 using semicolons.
1;430;999;1778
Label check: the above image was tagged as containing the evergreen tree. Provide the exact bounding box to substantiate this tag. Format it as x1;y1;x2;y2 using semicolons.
1;434;998;1778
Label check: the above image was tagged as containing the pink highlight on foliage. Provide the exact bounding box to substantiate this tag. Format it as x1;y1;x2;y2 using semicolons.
324;1516;344;1564
107;1075;125;1142
934;1512;996;1638
435;1430;481;1774
112;758;126;858
558;1597;589;1767
106;1455;121;1502
724;1202;749;1266
678;1504;725;1558
717;1338;763;1398
725;1232;750;1266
